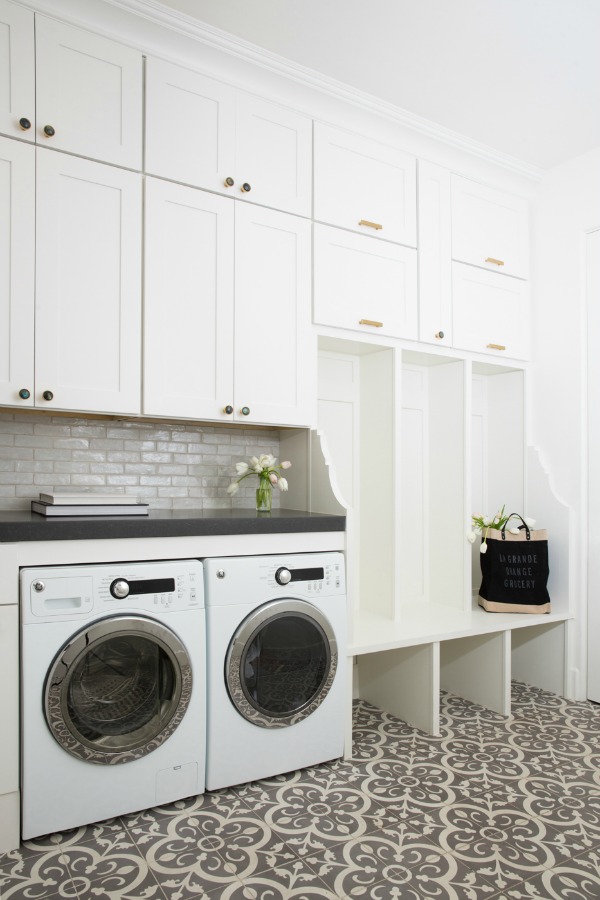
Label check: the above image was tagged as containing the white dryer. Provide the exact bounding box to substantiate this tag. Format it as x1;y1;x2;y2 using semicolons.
21;559;205;839
204;552;346;791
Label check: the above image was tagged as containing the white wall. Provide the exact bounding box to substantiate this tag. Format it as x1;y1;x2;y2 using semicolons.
530;145;600;698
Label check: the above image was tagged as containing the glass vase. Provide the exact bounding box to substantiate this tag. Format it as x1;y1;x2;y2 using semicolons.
256;478;273;513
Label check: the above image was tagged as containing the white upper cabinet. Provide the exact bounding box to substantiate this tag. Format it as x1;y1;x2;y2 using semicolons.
35;150;142;414
35;15;142;168
234;203;314;426
451;175;529;279
417;160;452;347
313;122;417;247
144;178;314;428
143;178;235;422
314;224;418;340
0;136;35;407
145;57;312;217
0;0;35;142
452;263;529;360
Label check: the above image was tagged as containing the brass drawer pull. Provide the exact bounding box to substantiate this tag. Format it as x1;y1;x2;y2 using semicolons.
486;343;506;351
485;257;505;266
359;219;383;231
359;319;383;328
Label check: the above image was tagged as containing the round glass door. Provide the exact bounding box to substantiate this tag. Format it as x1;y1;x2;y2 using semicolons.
44;615;193;765
225;599;338;728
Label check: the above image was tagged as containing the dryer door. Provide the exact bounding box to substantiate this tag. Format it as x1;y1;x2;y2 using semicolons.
44;615;193;764
225;599;338;728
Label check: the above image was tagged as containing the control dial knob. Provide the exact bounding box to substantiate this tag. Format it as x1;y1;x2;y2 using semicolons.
275;567;292;586
110;578;130;599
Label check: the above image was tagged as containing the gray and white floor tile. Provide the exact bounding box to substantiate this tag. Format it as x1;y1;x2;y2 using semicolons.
2;681;600;900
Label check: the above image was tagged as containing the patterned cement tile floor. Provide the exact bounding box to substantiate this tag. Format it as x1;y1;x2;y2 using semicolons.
2;681;600;900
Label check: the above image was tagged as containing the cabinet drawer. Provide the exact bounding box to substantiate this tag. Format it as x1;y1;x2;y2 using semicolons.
314;224;418;339
451;175;529;279
452;263;529;360
314;123;417;247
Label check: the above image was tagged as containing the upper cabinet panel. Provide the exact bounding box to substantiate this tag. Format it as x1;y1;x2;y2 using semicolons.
451;175;529;279
35;16;142;169
145;58;312;217
0;0;35;142
314;122;417;247
145;58;236;192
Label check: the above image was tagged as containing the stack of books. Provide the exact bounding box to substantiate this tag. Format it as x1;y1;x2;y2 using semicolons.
31;492;149;517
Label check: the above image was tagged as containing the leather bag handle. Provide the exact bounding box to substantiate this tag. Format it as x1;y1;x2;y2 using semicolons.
501;513;531;541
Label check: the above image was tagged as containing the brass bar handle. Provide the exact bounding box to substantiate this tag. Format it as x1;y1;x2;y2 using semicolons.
486;343;506;351
485;257;505;266
358;219;383;231
359;319;383;328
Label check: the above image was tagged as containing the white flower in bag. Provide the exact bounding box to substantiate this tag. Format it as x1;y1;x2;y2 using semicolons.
467;531;477;544
480;542;488;554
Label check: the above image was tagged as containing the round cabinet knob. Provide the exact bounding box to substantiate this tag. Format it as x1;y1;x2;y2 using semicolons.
43;125;56;137
241;182;251;193
275;567;292;586
19;117;32;131
18;388;31;400
216;569;226;579
42;390;54;401
32;580;45;593
435;331;445;340
224;177;234;188
240;406;250;416
110;578;130;599
223;405;234;415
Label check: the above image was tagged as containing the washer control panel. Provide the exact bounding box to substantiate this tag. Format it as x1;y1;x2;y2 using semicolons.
22;559;204;622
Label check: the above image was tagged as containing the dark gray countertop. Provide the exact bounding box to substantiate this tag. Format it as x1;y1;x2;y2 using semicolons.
0;508;346;542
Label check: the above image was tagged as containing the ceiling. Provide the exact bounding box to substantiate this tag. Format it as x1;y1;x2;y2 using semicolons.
155;0;600;171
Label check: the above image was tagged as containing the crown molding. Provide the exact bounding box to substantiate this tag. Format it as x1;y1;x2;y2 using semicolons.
48;0;546;181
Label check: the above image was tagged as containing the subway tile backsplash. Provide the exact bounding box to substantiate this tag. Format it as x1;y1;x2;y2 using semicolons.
0;412;281;510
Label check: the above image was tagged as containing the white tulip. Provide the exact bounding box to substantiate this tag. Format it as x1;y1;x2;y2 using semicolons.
278;477;289;492
510;527;520;534
259;454;276;468
483;516;491;526
467;531;477;544
281;460;292;469
480;542;488;554
227;482;239;495
269;472;278;485
235;462;249;476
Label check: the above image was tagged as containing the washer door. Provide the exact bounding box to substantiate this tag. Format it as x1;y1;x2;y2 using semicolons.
225;599;338;728
44;615;193;765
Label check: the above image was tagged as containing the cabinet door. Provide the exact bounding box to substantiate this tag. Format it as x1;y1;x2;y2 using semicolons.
313;224;418;340
314;123;417;247
451;175;529;279
418;161;452;347
0;0;35;142
35;150;142;414
452;263;529;360
0;137;34;407
234;204;314;427
0;605;18;796
235;94;312;217
35;16;142;169
145;58;236;193
144;178;234;421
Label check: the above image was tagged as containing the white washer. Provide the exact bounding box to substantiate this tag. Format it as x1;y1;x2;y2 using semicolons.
21;559;205;839
204;552;346;791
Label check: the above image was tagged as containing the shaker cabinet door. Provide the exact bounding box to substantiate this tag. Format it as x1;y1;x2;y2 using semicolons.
234;204;315;427
0;0;35;142
452;263;529;360
143;178;235;421
35;15;142;168
314;122;417;247
0;136;35;407
451;175;529;279
145;58;236;193
35;150;142;414
314;224;418;340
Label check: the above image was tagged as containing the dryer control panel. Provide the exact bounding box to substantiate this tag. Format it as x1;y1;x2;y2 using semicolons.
21;559;204;624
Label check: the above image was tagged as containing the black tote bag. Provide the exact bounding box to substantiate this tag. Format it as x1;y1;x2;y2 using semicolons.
478;514;551;613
